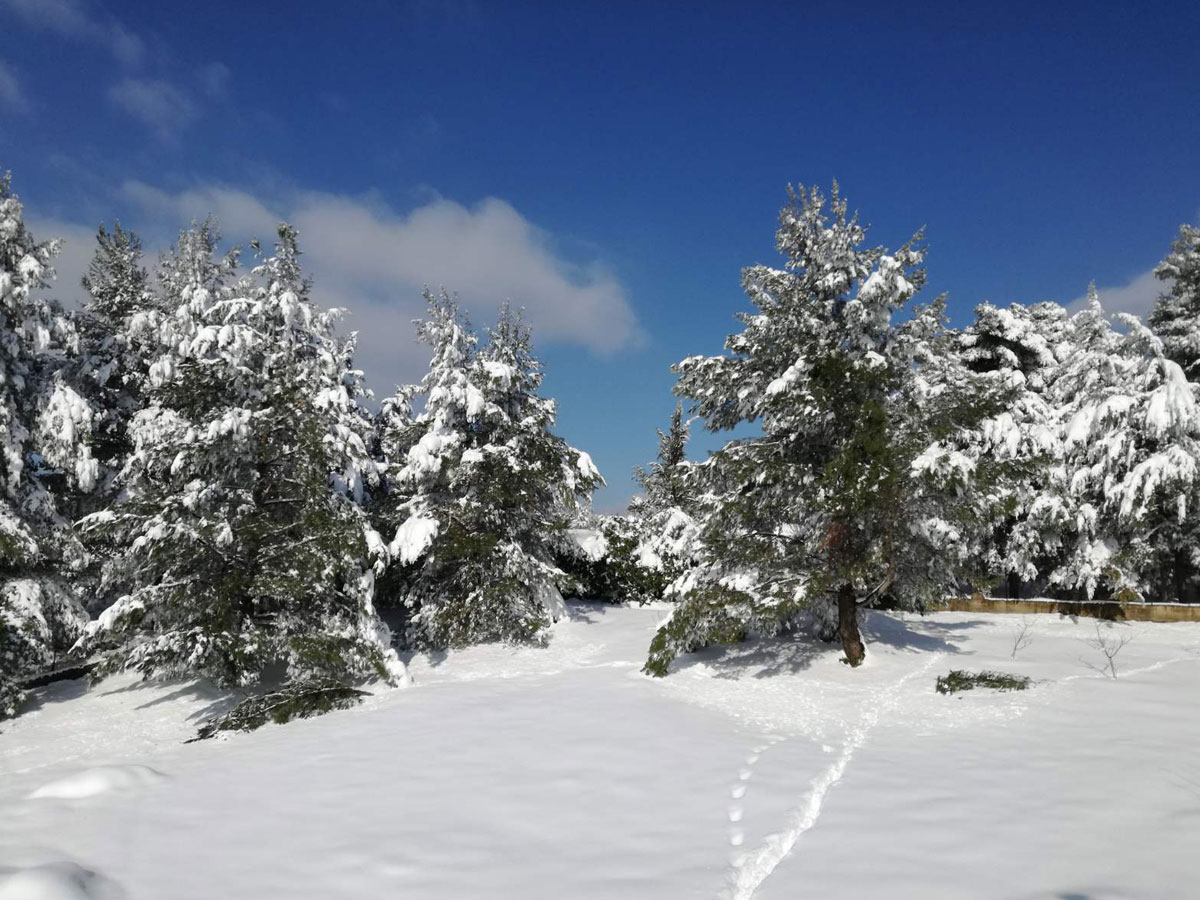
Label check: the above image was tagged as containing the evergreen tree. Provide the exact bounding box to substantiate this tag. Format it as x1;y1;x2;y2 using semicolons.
376;293;602;648
633;402;691;514
0;172;93;715
957;301;1068;596
79;222;402;692
64;223;165;613
595;402;700;605
1050;291;1200;600
1149;223;1200;378
75;222;161;479
646;184;1007;674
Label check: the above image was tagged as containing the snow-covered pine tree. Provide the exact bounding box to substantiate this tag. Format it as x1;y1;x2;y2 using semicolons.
1051;289;1200;600
59;223;167;614
1149;223;1200;379
957;301;1068;597
79;222;402;699
75;223;161;485
645;183;1009;674
377;293;602;648
633;402;691;514
0;172;93;716
371;288;477;619
590;402;700;605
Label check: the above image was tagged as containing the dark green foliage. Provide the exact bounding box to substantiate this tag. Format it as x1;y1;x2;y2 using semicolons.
935;669;1032;695
644;582;799;677
598;518;671;604
556;516;673;605
406;522;551;649
190;678;369;741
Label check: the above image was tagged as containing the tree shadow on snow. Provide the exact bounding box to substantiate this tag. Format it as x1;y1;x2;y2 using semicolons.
401;648;448;669
861;611;979;655
89;676;234;723
670;634;829;680
669;611;979;681
132;682;238;723
12;675;90;715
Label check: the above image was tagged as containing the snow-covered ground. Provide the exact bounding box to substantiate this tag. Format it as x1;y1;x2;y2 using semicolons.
2;604;1200;899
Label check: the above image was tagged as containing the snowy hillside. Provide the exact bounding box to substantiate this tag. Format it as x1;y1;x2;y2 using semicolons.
3;604;1199;899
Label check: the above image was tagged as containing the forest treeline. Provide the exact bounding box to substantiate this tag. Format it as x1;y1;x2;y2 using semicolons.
1;170;1197;730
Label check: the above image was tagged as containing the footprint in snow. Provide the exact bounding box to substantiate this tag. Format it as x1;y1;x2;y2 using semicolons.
727;735;785;858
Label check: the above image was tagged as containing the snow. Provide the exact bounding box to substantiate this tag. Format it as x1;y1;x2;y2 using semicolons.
387;514;440;565
2;604;1200;899
575;449;601;481
0;862;121;900
565;527;608;562
481;359;516;387
29;765;166;800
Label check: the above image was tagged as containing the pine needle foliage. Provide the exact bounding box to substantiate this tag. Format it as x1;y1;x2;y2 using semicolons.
190;678;369;741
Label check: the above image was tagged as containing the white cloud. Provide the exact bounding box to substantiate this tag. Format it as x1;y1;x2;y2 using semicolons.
38;180;641;396
1068;267;1163;321
0;59;27;112
26;216;101;309
1;0;144;66
107;78;197;140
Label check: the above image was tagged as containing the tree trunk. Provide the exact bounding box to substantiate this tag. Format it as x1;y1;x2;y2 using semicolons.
1173;548;1187;603
1007;572;1021;600
837;583;866;667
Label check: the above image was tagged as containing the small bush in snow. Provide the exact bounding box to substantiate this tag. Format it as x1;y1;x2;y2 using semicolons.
935;670;1032;695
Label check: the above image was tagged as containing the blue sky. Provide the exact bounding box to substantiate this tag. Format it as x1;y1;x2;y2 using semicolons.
1;0;1198;510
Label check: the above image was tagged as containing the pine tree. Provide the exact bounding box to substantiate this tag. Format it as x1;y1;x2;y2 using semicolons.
646;184;1008;675
376;293;602;648
75;222;161;476
596;402;700;605
79;222;402;693
1051;290;1200;600
957;301;1068;597
62;223;165;613
634;402;691;514
1149;223;1200;378
0;172;93;715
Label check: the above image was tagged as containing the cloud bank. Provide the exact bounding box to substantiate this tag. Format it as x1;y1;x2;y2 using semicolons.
35;181;642;396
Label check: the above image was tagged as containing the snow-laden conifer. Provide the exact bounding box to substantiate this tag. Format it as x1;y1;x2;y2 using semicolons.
0;172;93;713
598;403;701;604
957;301;1068;594
74;223;162;487
1149;223;1200;378
377;293;602;648
58;223;168;614
646;184;1008;674
79;222;401;692
1050;290;1200;600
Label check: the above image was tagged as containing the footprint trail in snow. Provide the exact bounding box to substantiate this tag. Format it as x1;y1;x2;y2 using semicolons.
726;734;786;852
724;654;944;900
